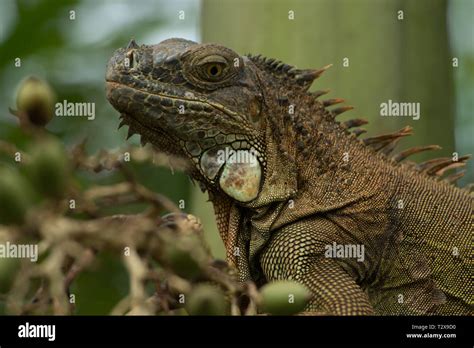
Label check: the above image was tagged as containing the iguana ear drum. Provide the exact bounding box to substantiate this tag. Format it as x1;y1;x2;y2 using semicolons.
218;150;262;202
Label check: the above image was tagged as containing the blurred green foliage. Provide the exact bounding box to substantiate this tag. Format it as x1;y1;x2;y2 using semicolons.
71;252;129;315
0;0;200;315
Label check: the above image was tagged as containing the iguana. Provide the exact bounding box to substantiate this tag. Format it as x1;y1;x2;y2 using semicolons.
105;38;473;315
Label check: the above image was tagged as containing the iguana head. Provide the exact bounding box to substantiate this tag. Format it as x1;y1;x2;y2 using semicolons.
106;38;278;203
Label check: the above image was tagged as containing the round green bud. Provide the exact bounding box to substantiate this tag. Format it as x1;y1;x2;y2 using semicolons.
0;166;34;225
185;284;227;315
260;281;310;315
16;76;56;127
26;138;70;199
161;233;207;280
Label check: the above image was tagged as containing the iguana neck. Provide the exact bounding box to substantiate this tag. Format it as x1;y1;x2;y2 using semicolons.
210;100;387;280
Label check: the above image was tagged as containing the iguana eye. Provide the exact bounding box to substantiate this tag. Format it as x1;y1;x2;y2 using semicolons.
205;63;224;78
196;55;228;81
182;48;241;89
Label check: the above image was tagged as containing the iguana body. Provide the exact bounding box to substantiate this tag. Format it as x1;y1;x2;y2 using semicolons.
106;38;473;315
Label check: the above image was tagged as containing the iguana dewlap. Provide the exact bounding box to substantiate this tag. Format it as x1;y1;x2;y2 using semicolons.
106;38;473;315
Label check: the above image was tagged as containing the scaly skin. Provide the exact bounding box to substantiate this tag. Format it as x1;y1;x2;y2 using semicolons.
106;38;473;315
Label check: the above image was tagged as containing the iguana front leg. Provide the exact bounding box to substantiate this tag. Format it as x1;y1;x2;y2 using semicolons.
259;218;374;315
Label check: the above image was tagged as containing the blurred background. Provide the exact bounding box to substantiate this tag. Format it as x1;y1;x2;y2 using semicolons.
0;0;472;314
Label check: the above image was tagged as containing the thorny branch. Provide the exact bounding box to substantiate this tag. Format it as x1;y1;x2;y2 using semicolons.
0;140;260;315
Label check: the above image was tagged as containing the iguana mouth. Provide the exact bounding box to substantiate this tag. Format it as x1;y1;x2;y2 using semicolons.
106;80;246;127
107;79;260;147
